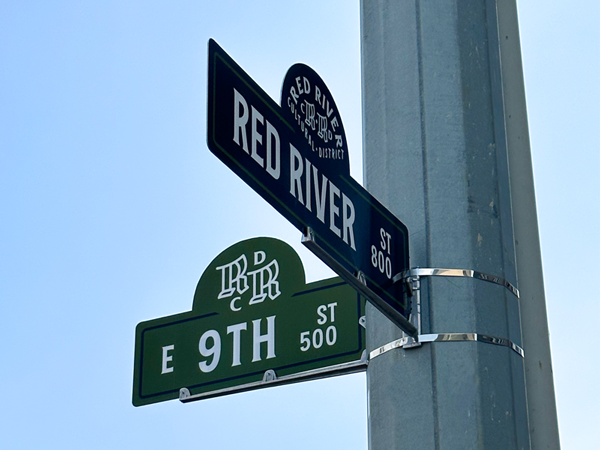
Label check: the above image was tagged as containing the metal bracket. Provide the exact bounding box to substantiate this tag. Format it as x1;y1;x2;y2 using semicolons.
178;352;368;404
262;369;277;382
394;267;519;298
405;274;419;296
387;272;422;347
301;227;417;337
355;270;367;286
359;315;366;329
403;273;422;348
179;387;191;401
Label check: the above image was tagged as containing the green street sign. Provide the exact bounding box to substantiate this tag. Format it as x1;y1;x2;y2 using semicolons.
133;237;366;407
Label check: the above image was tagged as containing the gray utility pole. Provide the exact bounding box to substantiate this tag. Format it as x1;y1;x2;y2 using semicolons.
361;1;559;449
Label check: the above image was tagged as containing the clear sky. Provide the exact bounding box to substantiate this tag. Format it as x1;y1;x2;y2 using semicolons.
1;1;598;449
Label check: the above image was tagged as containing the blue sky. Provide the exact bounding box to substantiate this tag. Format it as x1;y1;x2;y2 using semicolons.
1;1;598;449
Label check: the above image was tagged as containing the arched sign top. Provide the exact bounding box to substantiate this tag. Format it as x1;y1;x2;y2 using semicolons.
281;63;350;176
192;237;305;314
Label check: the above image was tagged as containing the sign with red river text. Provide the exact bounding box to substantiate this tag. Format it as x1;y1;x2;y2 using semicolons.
206;39;414;335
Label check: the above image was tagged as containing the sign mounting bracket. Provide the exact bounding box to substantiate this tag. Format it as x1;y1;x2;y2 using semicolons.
383;267;522;352
302;227;418;337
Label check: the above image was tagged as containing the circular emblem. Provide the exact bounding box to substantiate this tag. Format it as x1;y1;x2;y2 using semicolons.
281;64;349;176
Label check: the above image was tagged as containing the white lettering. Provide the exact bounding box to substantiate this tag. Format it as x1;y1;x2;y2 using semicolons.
230;296;242;312
300;331;310;351
312;328;323;348
331;116;339;132
326;325;337;345
317;113;328;141
316;305;328;325
217;251;282;309
199;330;221;373
329;180;341;237
305;159;312;212
295;76;304;95
304;100;316;130
250;106;264;167
289;86;299;104
303;77;311;95
325;98;333;118
252;316;276;362
287;151;357;253
327;302;337;322
233;89;249;153
216;254;249;299
266;122;280;179
254;250;266;265
289;144;304;204
335;134;343;148
380;228;392;255
161;345;174;374
313;165;328;223
342;193;356;250
227;322;247;367
247;259;281;304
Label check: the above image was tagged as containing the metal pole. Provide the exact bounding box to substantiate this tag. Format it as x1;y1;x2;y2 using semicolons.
361;1;533;448
496;3;561;448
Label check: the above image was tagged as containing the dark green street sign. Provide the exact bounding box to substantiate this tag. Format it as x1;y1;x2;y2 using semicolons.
133;237;366;407
206;39;415;335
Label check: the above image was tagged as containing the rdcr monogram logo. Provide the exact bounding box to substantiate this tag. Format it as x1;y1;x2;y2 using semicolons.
216;250;281;311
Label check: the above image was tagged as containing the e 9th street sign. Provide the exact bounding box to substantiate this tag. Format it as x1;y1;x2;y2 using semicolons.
133;237;366;407
206;39;414;335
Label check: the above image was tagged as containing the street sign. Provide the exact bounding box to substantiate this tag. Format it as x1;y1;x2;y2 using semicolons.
206;39;415;335
133;237;366;407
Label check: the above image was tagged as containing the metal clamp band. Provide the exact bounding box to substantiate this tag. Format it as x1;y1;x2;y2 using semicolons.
369;333;524;359
394;268;519;298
